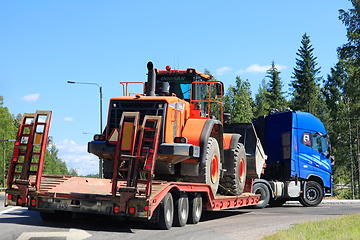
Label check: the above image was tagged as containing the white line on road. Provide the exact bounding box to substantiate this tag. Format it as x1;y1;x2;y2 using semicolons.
0;206;22;215
16;229;92;240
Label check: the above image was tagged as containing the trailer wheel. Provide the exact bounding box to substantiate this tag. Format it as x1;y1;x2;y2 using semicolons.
299;181;323;207
252;183;270;209
156;192;174;230
173;193;189;227
220;143;247;195
187;193;202;224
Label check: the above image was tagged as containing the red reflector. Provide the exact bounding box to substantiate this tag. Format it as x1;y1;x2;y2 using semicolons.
129;207;135;214
31;199;36;207
17;198;23;205
114;206;120;214
8;195;12;200
149;148;154;154
144;205;149;211
12;158;18;162
15;141;20;146
39;201;43;207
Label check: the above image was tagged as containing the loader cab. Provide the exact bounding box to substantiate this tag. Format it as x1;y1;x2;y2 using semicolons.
155;67;224;123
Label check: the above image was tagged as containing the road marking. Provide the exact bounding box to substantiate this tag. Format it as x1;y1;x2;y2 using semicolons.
16;228;92;240
0;206;22;215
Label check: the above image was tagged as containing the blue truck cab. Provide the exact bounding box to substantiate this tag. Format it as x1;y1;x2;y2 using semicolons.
252;110;333;207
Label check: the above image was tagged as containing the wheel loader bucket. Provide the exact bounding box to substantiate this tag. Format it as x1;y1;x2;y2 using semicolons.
224;123;267;178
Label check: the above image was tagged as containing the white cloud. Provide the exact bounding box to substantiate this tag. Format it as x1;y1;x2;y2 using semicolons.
22;93;39;102
237;64;287;74
64;117;74;122
215;67;232;76
55;139;98;176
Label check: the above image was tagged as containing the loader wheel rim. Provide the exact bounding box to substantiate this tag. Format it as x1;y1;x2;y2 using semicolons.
211;154;219;183
239;157;245;180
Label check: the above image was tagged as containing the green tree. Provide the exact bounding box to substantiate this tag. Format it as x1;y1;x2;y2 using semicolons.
290;33;321;115
254;79;271;117
223;76;254;123
266;60;287;110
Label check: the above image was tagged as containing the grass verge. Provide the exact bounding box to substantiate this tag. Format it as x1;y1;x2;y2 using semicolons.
262;213;360;240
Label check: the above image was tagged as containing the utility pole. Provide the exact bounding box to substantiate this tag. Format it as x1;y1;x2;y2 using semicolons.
357;122;360;199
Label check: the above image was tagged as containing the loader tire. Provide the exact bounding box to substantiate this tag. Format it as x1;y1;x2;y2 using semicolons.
219;143;247;195
185;137;221;196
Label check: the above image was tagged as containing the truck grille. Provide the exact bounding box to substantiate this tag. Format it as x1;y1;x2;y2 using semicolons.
107;100;166;145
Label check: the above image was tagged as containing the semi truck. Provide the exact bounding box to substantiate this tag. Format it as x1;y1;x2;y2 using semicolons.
5;62;265;230
248;110;333;208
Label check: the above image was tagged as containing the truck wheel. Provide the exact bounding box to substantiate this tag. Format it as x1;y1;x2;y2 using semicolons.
252;183;270;209
220;143;247;195
187;193;202;224
173;193;189;227
156;192;174;230
299;181;324;207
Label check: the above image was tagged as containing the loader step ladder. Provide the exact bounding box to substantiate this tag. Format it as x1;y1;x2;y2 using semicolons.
136;115;162;197
111;112;140;197
111;113;162;199
7;110;52;204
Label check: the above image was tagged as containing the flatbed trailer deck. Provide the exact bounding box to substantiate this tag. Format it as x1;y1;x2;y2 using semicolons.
6;175;259;220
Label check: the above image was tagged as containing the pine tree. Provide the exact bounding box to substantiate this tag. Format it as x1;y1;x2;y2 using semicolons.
223;76;254;123
254;79;271;117
266;60;287;110
290;33;321;114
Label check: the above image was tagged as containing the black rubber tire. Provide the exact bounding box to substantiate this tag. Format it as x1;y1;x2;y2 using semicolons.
184;137;221;196
103;159;114;179
252;183;270;209
187;193;202;224
269;198;287;207
219;143;247;195
40;211;72;223
173;193;189;227
156;192;174;230
299;181;324;207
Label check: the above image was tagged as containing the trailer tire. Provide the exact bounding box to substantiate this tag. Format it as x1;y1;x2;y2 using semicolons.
173;193;189;227
156;192;174;230
299;181;323;207
219;143;247;195
187;193;202;224
252;183;270;209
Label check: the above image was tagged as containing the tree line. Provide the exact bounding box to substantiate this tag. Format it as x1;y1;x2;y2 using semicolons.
220;1;360;199
0;96;78;188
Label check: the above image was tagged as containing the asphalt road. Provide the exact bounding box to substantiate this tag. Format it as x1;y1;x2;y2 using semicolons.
1;193;360;240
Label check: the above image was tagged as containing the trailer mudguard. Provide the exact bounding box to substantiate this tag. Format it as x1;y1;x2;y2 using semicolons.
253;179;275;199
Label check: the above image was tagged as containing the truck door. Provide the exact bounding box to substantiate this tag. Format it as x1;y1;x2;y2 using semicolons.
311;133;332;187
298;130;314;178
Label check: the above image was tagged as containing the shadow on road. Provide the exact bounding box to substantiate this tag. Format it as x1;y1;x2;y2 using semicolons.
0;207;253;232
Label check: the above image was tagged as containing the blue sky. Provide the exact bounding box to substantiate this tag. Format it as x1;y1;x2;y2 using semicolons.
1;1;352;175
